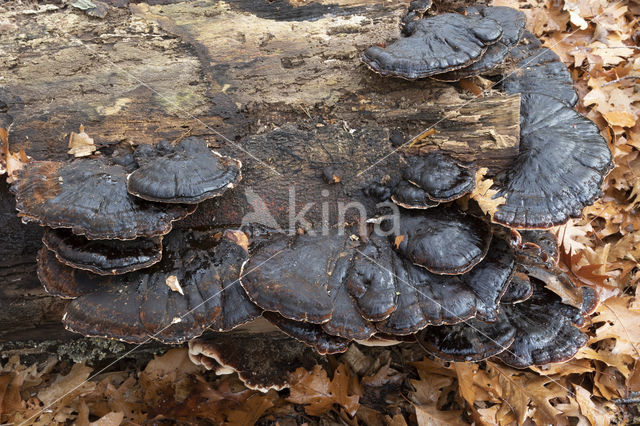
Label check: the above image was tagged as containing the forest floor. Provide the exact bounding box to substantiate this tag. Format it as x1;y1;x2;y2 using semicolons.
1;0;640;424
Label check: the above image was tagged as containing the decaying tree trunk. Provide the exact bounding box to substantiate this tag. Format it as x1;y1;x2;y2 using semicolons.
0;0;516;357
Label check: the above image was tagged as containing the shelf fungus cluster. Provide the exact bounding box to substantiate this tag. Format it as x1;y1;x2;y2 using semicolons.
11;137;245;342
6;3;613;393
354;3;611;369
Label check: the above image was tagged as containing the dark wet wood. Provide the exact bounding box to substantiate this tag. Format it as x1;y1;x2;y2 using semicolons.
0;0;512;351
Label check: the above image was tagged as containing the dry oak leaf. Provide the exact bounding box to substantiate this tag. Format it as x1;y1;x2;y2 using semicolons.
603;111;637;128
287;364;360;417
410;374;465;426
37;362;94;407
554;219;594;255
411;358;464;426
592;296;640;358
487;361;570;425
575;346;631;378
224;393;275;425
469;167;506;218
560;248;612;289
555;387;614;426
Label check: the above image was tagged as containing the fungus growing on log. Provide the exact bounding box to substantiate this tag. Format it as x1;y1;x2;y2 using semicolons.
362;13;503;79
491;94;613;228
401;153;476;202
127;138;242;204
62;229;249;344
11;159;196;239
435;6;526;81
37;247;112;299
391;180;439;210
417;312;516;362
496;284;588;368
263;312;351;355
188;334;325;391
42;228;162;275
4;4;612;375
392;207;492;274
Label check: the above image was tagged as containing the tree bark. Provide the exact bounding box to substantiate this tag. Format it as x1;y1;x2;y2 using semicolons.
0;0;515;355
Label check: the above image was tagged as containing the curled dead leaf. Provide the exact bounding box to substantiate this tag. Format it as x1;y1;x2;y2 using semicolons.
68;125;96;158
166;275;184;295
469;167;506;218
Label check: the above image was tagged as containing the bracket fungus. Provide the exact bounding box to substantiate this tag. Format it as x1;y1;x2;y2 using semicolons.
127;138;242;204
401;153;476;202
188;334;325;392
61;229;250;344
362;13;503;79
391;180;439;209
11;158;196;240
496;284;588;368
37;247;113;299
417;312;516;362
491;93;613;228
263;312;351;355
435;6;526;81
42;228;162;275
500;271;533;304
392;208;492;274
363;6;612;229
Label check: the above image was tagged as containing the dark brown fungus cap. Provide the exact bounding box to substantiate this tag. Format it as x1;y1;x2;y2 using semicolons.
402;153;476;202
63;283;151;344
375;234;514;335
188;335;324;392
346;235;398;321
12;159;195;240
417;312;516;362
126;137;242;204
501;271;533;304
322;249;377;340
503;44;578;107
496;284;587;368
241;231;376;339
263;312;350;355
362;13;503;80
435;6;526;81
375;256;480;335
208;231;262;332
240;233;338;324
393;207;492;274
391;180;439;210
42;228;162;275
63;229;249;344
492;94;613;229
520;230;559;265
400;0;433;35
460;234;515;321
37;247;112;299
